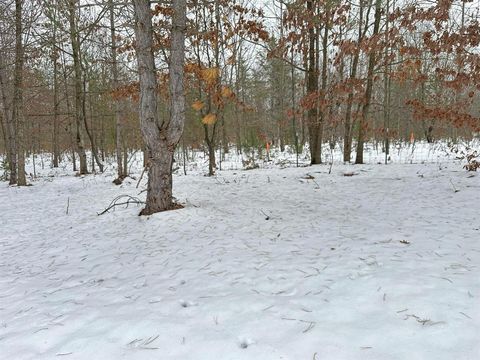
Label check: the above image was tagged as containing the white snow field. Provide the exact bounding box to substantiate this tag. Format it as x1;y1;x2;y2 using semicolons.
1;145;479;360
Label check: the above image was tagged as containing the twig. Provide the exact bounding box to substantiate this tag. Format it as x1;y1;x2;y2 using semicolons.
449;179;460;193
260;209;270;220
98;195;145;215
136;167;148;189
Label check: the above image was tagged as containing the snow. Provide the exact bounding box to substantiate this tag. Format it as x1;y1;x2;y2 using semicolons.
1;144;479;359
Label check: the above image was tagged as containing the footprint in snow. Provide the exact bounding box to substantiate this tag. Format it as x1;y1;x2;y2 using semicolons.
179;300;197;308
238;337;254;349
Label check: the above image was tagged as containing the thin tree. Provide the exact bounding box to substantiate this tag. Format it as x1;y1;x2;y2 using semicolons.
13;0;26;185
355;0;381;164
109;0;126;183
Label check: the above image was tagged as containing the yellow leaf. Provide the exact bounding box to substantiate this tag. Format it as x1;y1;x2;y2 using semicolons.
200;67;219;84
202;113;217;125
221;86;234;98
192;100;204;111
185;62;200;74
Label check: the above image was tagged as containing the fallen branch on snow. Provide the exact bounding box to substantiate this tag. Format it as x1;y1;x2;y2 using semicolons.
98;195;145;215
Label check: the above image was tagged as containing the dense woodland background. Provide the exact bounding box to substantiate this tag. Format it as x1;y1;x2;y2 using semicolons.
0;0;479;184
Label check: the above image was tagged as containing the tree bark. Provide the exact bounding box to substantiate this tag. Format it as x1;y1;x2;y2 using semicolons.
133;0;186;215
13;0;26;186
344;0;369;163
68;0;88;174
82;75;103;172
0;55;16;184
52;1;60;168
109;0;125;181
355;0;382;164
306;0;321;165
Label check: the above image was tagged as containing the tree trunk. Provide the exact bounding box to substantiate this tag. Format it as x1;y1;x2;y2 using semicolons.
206;135;216;176
306;0;321;164
0;56;16;184
52;2;60;168
383;0;391;164
344;0;369;163
133;0;186;215
110;0;125;181
355;0;381;164
68;0;88;174
13;0;26;186
291;49;299;167
82;76;103;172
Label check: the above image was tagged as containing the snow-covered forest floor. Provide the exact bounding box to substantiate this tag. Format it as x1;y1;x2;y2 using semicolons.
1;142;479;359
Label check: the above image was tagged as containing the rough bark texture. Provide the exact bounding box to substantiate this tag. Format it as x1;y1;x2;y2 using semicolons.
133;0;186;215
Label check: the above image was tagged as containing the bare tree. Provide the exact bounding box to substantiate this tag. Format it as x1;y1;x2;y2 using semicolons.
67;0;88;174
355;0;381;164
109;0;126;182
13;0;26;185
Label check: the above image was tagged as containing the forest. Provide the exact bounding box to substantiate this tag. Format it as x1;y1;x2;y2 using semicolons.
0;0;479;359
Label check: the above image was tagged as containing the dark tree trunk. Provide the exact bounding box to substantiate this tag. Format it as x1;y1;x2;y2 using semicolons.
306;0;321;165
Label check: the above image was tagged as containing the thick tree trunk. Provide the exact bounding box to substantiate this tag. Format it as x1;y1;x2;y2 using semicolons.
144;149;175;213
133;0;186;215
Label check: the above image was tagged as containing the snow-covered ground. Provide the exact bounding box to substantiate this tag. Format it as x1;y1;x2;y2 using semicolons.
1;143;479;359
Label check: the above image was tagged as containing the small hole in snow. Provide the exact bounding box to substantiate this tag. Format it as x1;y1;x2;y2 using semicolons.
238;338;253;349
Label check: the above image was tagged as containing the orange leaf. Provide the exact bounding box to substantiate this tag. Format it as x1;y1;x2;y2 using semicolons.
202;113;217;125
221;86;234;98
200;67;220;85
192;100;204;111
